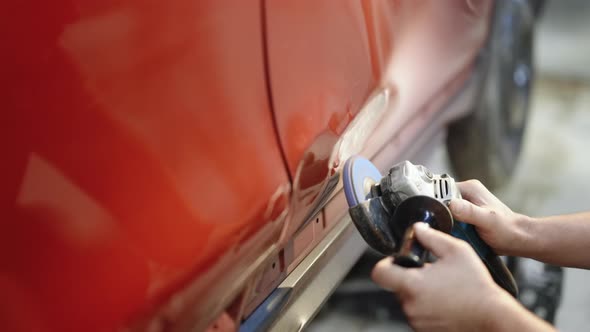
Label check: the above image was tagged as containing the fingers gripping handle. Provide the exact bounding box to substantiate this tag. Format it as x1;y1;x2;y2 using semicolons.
391;198;519;297
392;196;453;268
396;224;427;267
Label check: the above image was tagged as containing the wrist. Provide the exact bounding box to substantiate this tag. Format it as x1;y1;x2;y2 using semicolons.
479;286;556;332
510;213;536;256
477;287;523;331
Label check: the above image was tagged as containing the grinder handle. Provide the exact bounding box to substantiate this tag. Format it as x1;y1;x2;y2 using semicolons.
451;221;519;297
391;196;453;268
395;225;427;267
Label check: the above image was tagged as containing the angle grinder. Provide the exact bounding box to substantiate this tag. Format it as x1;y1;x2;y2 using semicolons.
342;156;518;297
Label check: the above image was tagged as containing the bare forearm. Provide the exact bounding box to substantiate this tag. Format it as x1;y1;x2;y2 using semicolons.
516;212;590;268
483;290;556;332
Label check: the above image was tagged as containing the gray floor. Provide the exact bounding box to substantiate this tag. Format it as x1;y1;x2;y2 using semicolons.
310;1;590;331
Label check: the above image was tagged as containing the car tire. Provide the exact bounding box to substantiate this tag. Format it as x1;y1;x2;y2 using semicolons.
446;0;537;189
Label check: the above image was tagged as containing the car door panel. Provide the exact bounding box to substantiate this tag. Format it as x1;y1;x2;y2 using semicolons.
265;0;492;243
1;1;290;331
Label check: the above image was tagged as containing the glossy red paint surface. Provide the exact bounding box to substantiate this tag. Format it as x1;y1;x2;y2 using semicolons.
266;0;492;239
1;0;492;331
2;1;289;331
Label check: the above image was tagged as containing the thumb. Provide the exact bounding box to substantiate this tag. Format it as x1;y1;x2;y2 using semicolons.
413;222;463;258
449;198;494;228
371;256;415;294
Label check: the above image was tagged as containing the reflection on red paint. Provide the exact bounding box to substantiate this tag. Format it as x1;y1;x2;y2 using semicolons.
2;0;290;330
267;0;491;241
1;0;492;330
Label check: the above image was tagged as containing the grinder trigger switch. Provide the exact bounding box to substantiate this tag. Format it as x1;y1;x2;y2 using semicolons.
342;156;519;297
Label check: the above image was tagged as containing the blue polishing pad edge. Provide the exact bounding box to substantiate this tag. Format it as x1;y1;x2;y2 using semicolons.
342;156;382;207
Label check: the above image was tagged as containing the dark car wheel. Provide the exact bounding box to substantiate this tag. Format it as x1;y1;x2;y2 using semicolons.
446;0;537;189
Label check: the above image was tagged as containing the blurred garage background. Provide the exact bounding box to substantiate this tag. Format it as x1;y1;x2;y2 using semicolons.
311;1;590;331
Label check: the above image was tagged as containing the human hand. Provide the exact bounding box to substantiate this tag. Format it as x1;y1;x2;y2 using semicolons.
449;180;531;256
371;222;513;331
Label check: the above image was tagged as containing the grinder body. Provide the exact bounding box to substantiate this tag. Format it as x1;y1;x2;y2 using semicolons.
343;158;518;297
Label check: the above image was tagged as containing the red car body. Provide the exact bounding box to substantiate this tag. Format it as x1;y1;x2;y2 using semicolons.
1;1;492;331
